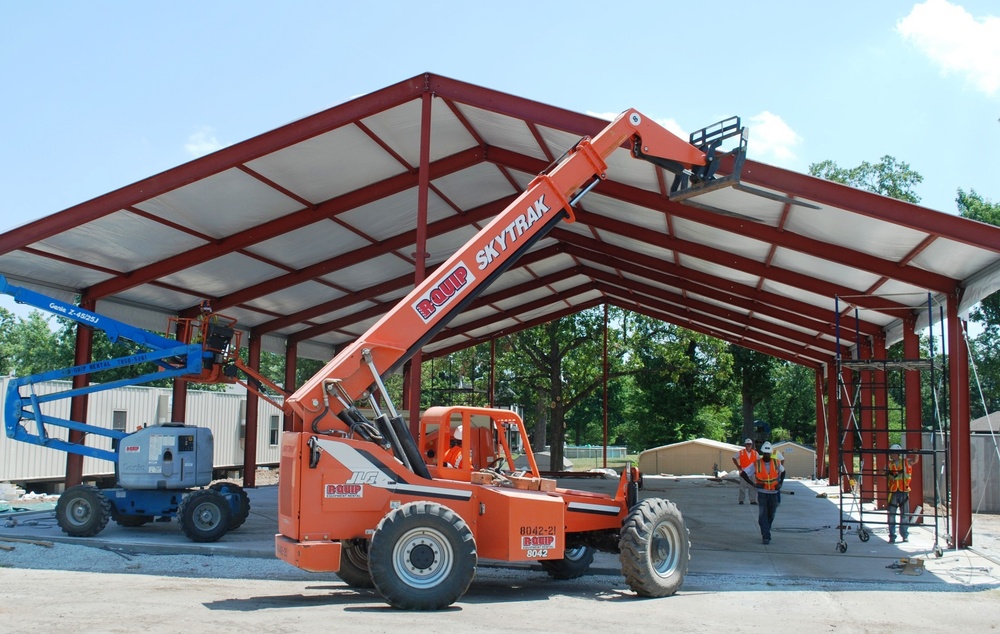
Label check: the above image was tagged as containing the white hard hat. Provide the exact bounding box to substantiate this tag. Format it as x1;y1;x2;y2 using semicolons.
760;442;773;453
453;426;463;441
889;443;902;451
744;438;753;445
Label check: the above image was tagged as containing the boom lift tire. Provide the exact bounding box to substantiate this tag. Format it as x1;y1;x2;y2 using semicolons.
55;485;111;537
178;488;231;543
540;545;596;579
209;482;251;530
368;501;477;610
619;498;690;597
336;539;375;588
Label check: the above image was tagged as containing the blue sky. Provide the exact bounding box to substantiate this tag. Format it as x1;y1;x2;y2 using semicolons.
1;0;999;318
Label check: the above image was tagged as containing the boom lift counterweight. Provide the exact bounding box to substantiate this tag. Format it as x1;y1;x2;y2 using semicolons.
275;109;747;609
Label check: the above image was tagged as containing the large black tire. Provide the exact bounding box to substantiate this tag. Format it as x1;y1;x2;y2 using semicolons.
619;498;690;598
178;489;231;543
540;545;596;579
368;501;477;610
209;482;251;531
55;485;111;537
336;539;375;588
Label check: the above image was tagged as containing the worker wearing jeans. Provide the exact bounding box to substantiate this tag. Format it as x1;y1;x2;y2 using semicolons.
887;444;918;544
740;442;785;544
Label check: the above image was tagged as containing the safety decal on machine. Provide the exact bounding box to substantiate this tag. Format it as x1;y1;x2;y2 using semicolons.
324;483;364;498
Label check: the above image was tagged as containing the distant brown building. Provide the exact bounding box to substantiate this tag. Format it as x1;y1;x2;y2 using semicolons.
639;439;742;476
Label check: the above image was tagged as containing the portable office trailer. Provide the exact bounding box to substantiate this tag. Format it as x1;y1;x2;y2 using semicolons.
0;377;282;486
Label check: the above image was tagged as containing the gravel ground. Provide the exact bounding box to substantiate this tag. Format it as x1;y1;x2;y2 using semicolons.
2;468;998;580
0;540;317;581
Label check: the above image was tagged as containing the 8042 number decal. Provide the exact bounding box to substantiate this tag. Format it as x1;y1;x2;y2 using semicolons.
519;525;556;536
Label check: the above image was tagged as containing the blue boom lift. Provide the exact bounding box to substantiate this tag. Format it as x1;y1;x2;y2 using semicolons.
0;274;262;542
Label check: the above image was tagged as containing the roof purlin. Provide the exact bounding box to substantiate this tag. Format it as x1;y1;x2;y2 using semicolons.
491;146;960;295
208;194;515;323
609;297;828;367
556;232;882;338
581;265;842;350
594;277;837;356
575;210;916;314
81;146;486;304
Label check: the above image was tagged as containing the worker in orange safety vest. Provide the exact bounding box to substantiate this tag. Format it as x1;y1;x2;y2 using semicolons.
442;425;464;468
731;438;759;505
740;441;785;545
886;443;919;544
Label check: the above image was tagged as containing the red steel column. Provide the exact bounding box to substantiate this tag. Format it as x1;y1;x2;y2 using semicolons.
406;89;432;435
66;315;94;488
283;341;298;431
902;316;924;518
815;367;826;479
873;334;889;508
839;362;855;491
947;294;972;548
242;334;261;488
858;338;874;502
827;362;840;486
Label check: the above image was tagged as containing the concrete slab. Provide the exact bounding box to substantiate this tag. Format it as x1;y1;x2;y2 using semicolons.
2;475;997;588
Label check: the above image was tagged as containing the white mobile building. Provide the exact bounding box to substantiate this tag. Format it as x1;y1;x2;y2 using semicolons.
0;377;283;487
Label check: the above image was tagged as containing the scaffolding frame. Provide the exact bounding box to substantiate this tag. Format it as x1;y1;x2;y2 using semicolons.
834;293;948;557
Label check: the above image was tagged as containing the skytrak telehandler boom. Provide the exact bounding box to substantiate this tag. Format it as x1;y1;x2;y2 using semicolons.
275;109;746;609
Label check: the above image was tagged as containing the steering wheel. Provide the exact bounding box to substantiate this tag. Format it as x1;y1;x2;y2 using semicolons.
487;456;506;472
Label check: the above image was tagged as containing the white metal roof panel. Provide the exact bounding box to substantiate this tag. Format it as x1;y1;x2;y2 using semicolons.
245;124;406;204
245;219;374;270
134;168;303;237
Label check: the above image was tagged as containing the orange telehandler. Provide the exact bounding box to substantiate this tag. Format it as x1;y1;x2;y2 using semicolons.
275;109;746;609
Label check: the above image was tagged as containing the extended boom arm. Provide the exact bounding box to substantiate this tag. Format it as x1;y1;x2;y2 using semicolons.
286;110;736;438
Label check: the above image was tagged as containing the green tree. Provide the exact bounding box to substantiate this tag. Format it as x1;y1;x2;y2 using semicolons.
760;362;816;444
809;156;923;203
958;189;1000;417
496;307;636;470
0;307;15;375
422;343;493;409
5;311;64;377
730;345;778;443
623;315;734;450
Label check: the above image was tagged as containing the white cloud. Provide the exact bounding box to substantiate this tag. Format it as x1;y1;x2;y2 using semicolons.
184;127;225;157
746;111;802;166
897;0;1000;96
